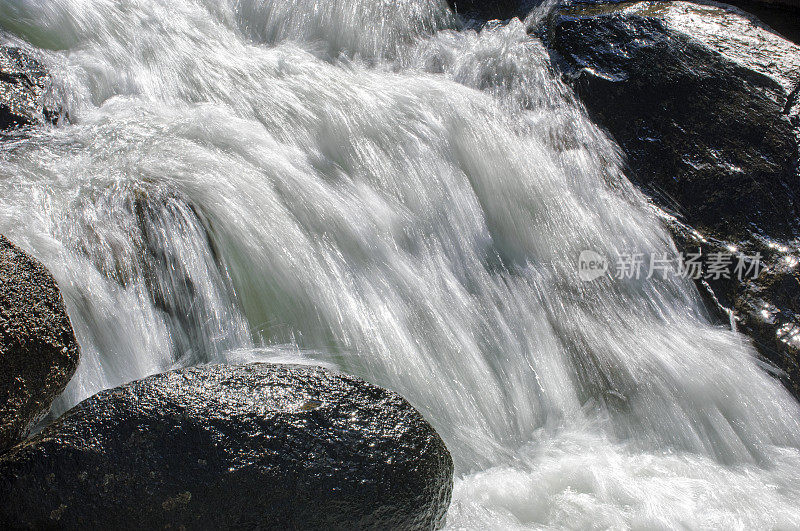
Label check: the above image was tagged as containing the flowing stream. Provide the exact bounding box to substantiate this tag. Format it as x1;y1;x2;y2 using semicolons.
2;0;800;527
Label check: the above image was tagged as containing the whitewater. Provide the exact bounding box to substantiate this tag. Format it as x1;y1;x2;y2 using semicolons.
1;0;799;527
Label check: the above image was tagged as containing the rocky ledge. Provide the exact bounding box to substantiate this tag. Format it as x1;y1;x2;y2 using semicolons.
0;235;80;453
0;363;453;530
541;1;800;395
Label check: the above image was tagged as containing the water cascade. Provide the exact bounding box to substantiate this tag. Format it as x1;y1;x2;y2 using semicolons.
1;0;799;526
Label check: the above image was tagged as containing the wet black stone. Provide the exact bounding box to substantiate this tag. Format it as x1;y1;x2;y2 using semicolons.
543;0;800;240
669;221;800;398
446;0;536;20
0;363;453;530
0;46;61;132
541;1;800;397
0;235;80;454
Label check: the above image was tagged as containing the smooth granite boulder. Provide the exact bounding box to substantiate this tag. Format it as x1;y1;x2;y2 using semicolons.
0;363;453;530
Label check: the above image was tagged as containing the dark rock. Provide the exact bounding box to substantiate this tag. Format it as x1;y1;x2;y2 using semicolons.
0;363;453;530
542;1;800;395
757;0;800;6
0;46;61;132
0;235;80;453
669;221;800;397
722;0;800;43
737;0;800;13
543;0;800;240
446;0;536;20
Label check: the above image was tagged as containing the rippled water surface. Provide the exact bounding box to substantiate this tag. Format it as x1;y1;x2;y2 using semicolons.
2;0;799;527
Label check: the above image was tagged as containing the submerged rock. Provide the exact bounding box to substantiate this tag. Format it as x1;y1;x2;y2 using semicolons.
0;46;61;131
0;236;80;453
0;363;453;529
542;1;800;394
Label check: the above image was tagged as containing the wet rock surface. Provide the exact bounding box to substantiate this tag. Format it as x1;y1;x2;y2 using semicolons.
0;46;60;132
446;0;535;20
0;235;80;453
0;363;453;530
668;220;800;397
543;0;800;239
541;1;800;395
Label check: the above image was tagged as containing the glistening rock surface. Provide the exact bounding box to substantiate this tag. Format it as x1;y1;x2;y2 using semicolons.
544;0;800;240
0;235;80;453
0;46;60;131
542;1;800;395
0;363;453;530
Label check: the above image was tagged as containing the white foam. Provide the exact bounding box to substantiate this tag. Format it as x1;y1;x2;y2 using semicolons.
1;0;798;526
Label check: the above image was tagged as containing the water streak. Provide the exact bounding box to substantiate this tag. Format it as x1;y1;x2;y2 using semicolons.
1;0;799;526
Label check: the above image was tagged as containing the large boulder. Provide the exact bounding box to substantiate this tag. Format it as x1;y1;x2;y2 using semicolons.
0;46;61;132
542;1;800;395
544;0;800;240
0;363;453;529
0;235;80;453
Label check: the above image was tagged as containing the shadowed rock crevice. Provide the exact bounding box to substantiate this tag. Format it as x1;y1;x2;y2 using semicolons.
446;0;539;20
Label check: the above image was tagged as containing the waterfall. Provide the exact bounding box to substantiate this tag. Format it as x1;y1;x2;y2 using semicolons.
1;0;799;526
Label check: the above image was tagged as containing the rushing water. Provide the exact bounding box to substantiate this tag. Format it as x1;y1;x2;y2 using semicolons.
2;0;800;527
